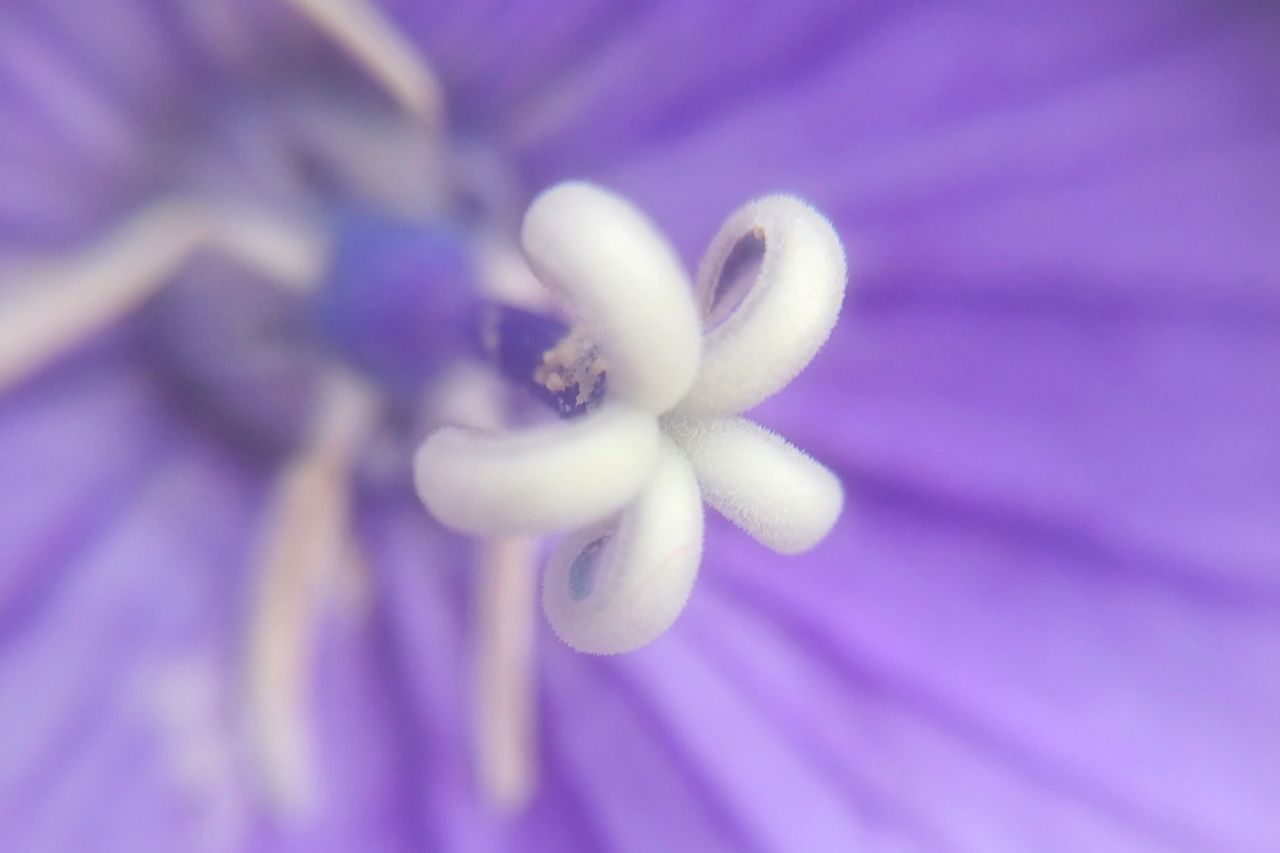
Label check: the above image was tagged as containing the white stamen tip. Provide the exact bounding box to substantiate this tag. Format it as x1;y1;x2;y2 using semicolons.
521;182;702;413
415;402;660;535
543;439;703;655
284;0;445;123
680;195;847;414
663;415;843;554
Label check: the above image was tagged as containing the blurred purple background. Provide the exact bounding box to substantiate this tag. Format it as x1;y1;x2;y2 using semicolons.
1;1;1278;851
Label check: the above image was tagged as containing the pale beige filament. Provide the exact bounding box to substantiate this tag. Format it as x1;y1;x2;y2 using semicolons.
244;372;378;816
430;364;542;811
283;0;445;124
472;536;540;811
0;199;323;394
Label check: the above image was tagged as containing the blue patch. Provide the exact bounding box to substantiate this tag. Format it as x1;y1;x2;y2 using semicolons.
569;537;609;600
310;212;479;395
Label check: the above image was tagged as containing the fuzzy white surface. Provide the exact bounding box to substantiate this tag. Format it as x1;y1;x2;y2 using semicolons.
522;182;702;414
415;402;659;535
679;194;846;415
663;414;843;554
543;438;704;654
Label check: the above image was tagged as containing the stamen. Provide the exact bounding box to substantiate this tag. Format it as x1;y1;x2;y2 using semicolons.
283;0;445;124
521;182;702;413
0;200;205;392
207;206;328;290
414;401;659;535
0;200;324;393
679;195;847;415
244;371;379;816
662;414;843;554
543;438;703;655
430;367;542;809
474;236;554;311
472;536;539;811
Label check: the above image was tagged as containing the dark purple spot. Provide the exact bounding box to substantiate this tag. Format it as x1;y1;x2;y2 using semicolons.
707;228;765;327
482;304;605;418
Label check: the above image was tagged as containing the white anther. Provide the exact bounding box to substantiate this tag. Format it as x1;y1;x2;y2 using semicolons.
283;0;444;124
415;401;660;535
245;372;379;817
663;414;843;555
543;438;703;655
521;182;702;413
678;195;847;415
0;199;325;394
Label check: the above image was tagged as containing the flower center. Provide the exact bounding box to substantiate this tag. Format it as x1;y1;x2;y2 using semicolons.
311;212;479;396
482;304;607;418
138;209;488;468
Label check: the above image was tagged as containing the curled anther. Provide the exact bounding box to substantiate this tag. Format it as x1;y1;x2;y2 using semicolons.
415;401;660;535
543;438;703;655
679;194;847;415
662;414;843;555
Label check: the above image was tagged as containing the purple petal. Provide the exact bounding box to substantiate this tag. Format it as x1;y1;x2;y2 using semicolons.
2;1;1278;850
0;359;266;849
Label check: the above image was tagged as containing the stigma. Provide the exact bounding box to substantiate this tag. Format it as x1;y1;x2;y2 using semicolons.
416;182;849;654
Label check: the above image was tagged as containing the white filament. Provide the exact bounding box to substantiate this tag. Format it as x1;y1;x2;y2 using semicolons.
415;401;660;535
472;536;539;811
426;365;542;809
679;194;847;415
543;439;703;655
663;414;843;555
283;0;444;123
245;372;378;816
206;206;328;289
521;182;702;413
0;199;324;393
278;92;446;218
0;201;205;392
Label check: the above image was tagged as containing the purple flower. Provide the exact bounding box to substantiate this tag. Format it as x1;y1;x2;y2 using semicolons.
2;1;1278;851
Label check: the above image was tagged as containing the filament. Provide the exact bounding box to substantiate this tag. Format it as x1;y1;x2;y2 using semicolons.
0;199;323;393
283;0;445;124
244;371;379;815
472;537;540;811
